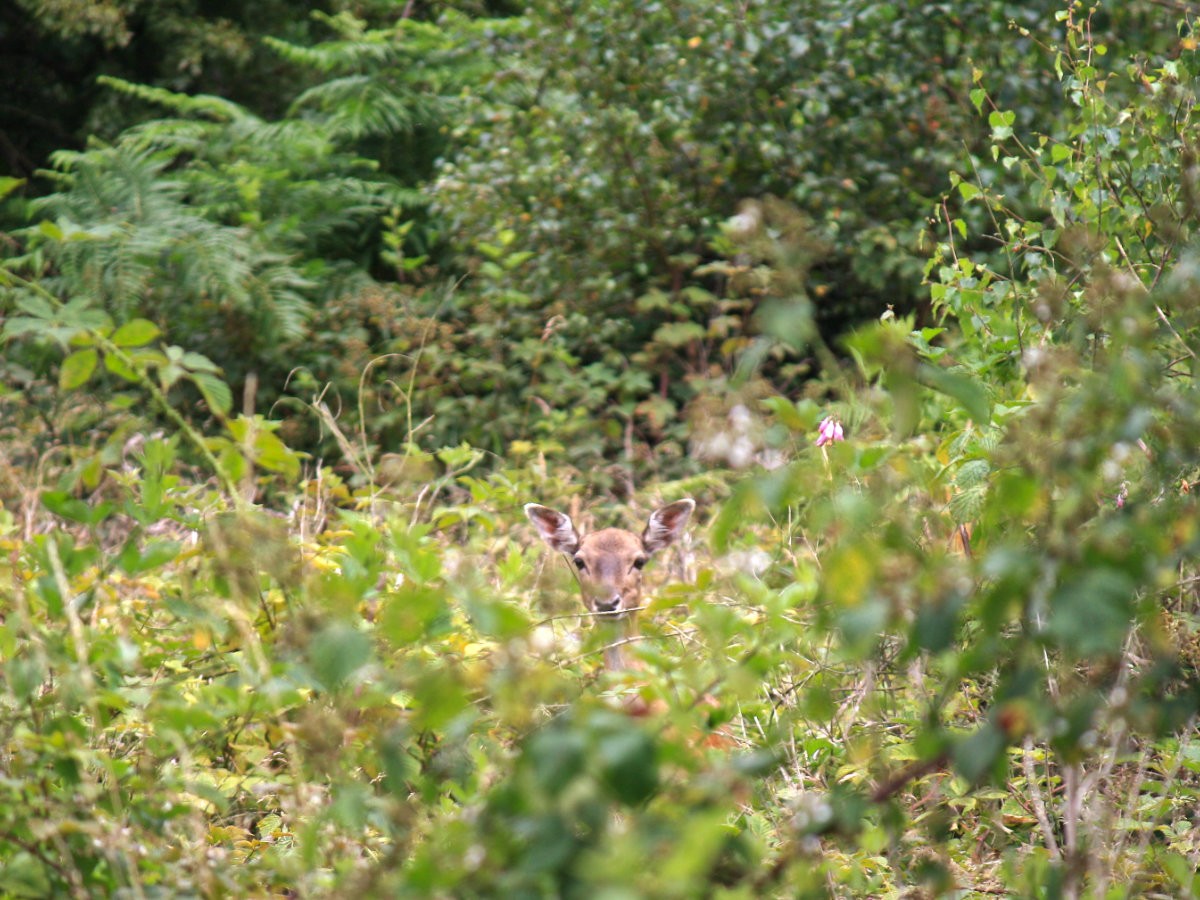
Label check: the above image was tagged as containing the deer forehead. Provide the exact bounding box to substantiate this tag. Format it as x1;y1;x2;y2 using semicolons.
578;528;645;553
577;529;646;570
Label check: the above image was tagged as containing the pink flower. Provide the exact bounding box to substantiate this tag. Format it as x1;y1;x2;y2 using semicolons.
815;416;844;447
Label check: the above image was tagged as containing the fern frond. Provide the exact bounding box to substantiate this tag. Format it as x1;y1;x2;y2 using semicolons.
263;34;395;73
97;76;246;122
290;75;437;139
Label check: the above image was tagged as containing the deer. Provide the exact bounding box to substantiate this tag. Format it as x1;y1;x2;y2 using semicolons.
525;497;737;752
524;498;695;671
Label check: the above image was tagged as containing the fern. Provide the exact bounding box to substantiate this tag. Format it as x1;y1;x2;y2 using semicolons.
96;76;245;122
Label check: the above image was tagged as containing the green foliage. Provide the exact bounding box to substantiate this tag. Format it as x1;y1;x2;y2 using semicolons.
3;10;513;462
5;3;1200;898
416;0;1180;468
1;0;357;179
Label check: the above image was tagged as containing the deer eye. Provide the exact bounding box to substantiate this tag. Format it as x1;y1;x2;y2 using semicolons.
573;556;587;572
632;557;647;571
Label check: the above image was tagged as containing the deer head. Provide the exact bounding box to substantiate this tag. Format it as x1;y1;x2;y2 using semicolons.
525;499;695;669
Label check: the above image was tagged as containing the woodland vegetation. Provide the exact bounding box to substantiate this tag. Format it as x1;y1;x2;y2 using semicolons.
2;0;1200;896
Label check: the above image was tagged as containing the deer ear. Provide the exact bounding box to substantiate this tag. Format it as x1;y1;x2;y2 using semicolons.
524;503;581;554
642;499;695;553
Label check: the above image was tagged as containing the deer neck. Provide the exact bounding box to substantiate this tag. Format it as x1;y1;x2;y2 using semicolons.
602;614;639;671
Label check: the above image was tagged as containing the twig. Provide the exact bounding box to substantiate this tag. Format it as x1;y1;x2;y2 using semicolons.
1022;736;1061;860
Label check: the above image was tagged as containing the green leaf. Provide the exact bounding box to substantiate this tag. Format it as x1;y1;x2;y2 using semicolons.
104;352;139;382
596;726;658;805
379;584;448;646
918;364;992;424
463;595;530;639
15;295;55;320
411;668;469;731
988;109;1015;141
59;348;98;390
309;623;373;691
118;539;182;575
180;351;221;374
192;372;233;416
111;318;161;348
0;176;24;201
36;220;63;241
527;728;587;796
953;722;1006;782
252;428;302;479
41;491;112;526
652;321;706;347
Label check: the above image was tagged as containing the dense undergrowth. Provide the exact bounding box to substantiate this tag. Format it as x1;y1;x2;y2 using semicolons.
3;2;1200;897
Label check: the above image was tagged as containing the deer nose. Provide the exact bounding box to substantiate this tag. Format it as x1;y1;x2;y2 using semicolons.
595;595;621;614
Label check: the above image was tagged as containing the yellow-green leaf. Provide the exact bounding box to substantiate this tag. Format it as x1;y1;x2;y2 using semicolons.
104;352;139;382
60;349;98;390
111;318;161;348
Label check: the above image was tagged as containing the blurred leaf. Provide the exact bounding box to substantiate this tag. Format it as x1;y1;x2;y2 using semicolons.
953;722;1006;783
527;727;587;796
59;348;97;389
379;584;448;646
596;725;658;806
918;364;992;424
309;623;373;691
111;318;161;347
118;539;182;575
652;321;706;347
193;371;233;416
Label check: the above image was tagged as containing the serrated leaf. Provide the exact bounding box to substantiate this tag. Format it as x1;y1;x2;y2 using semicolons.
15;295;55;320
988;109;1015;141
180;351;221;374
954;459;991;489
59;349;98;390
192;372;232;416
111;319;161;348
